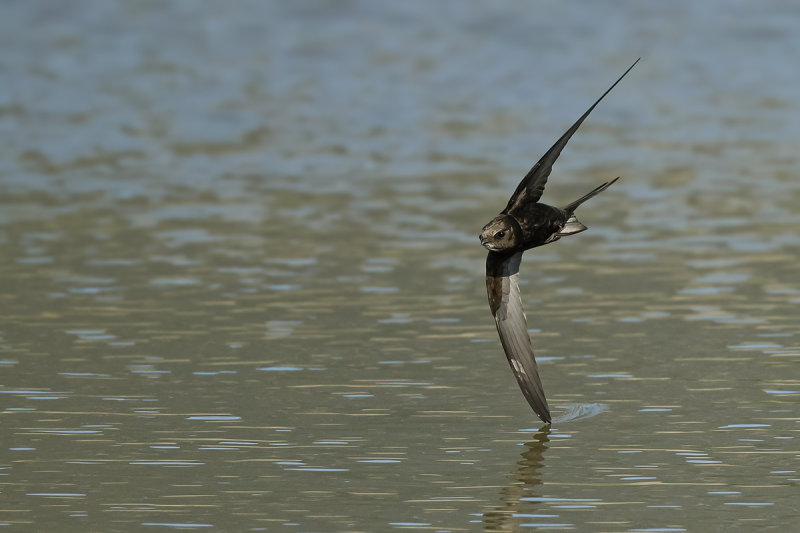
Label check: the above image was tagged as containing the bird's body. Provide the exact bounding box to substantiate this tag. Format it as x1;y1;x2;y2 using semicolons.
480;59;638;424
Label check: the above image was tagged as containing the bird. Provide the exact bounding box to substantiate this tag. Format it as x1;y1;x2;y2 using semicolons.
479;59;638;424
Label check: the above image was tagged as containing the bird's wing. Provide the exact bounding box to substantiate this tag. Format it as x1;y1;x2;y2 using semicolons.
503;58;640;215
486;251;551;423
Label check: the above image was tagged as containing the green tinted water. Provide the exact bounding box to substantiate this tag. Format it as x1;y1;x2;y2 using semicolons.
1;2;799;531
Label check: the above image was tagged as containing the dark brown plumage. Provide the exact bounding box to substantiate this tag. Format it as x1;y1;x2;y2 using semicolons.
480;59;638;424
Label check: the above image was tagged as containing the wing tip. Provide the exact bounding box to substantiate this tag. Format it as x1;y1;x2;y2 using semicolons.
535;403;552;424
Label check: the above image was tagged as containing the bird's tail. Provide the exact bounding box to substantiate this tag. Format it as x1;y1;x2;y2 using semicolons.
557;177;619;237
562;177;619;213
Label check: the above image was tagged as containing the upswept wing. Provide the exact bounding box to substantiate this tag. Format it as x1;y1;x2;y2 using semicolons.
503;58;639;215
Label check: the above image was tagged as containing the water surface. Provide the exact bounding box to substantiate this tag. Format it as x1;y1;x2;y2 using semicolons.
1;2;799;531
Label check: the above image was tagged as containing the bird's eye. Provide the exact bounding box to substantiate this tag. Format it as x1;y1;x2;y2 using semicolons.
495;231;505;239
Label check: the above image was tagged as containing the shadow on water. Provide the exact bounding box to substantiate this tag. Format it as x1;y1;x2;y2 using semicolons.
483;428;550;532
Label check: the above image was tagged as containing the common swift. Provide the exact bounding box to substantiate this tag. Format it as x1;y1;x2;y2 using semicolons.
480;59;638;424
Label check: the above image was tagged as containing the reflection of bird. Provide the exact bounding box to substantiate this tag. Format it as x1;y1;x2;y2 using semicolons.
481;60;638;424
482;429;551;532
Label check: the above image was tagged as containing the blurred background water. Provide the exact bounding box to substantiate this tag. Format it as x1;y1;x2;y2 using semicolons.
1;1;799;531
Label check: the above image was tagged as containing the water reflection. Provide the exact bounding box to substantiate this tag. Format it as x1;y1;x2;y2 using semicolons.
484;429;550;532
1;1;800;531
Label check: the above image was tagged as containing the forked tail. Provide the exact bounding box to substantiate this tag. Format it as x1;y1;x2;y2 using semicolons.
562;177;619;214
557;177;620;237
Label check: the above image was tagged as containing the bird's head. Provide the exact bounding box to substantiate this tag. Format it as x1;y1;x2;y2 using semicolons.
480;215;518;252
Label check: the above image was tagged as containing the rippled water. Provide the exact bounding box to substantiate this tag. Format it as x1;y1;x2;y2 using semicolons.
2;1;799;531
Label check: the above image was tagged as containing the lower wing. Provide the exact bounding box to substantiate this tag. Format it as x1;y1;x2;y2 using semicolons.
486;251;551;423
